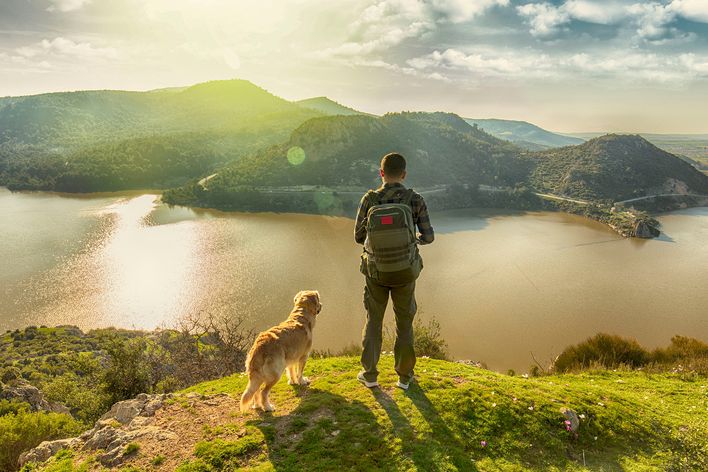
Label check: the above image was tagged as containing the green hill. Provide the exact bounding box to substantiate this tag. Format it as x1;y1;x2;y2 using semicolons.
22;356;708;471
0;80;321;192
295;97;371;116
163;111;529;211
527;134;708;201
464;118;584;149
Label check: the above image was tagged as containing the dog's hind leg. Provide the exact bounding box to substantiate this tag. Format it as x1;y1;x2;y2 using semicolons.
259;360;284;411
240;374;263;413
297;353;311;385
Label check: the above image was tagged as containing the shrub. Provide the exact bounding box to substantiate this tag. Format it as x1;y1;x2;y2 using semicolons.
0;408;83;472
553;333;708;374
651;335;708;363
553;333;649;372
124;442;140;455
383;316;450;360
102;337;152;403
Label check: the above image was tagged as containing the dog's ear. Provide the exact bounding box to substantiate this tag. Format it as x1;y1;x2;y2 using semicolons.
293;291;305;304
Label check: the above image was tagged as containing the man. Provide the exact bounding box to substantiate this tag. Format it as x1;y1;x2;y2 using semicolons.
354;152;434;390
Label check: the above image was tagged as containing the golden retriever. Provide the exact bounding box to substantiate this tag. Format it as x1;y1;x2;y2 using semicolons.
240;290;322;412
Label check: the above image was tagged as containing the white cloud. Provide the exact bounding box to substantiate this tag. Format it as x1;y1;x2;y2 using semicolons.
516;0;708;41
39;37;117;59
9;37;118;70
46;0;92;13
680;53;708;75
430;0;510;24
407;46;708;83
627;2;676;41
348;57;452;81
516;1;632;38
516;2;571;38
407;48;555;78
672;0;708;22
564;0;628;24
313;0;510;60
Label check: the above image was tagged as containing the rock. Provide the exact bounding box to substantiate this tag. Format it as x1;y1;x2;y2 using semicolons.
0;381;71;414
100;393;168;425
20;392;173;468
634;220;660;238
560;407;580;432
18;438;78;467
83;425;122;450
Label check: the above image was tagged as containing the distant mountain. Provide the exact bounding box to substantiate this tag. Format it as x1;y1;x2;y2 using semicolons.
295;97;370;116
464;118;584;149
527;134;708;201
0;79;321;191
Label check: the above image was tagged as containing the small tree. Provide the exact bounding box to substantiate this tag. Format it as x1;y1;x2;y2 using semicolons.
103;337;152;403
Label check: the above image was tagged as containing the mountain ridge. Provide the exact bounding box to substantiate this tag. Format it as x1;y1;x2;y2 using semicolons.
465;118;584;149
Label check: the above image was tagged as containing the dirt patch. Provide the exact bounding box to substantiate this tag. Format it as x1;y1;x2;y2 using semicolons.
63;393;258;470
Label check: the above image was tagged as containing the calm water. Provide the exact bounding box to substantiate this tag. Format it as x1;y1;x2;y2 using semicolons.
2;187;707;371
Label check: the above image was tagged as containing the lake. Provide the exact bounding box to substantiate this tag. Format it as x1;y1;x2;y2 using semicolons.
2;186;707;372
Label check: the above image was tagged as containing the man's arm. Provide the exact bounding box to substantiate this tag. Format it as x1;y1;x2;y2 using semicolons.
354;194;369;244
413;194;434;244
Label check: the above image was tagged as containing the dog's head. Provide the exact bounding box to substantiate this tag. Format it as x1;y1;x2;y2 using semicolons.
294;290;322;316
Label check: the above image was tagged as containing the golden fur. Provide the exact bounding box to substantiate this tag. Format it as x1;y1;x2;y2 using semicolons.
240;290;322;412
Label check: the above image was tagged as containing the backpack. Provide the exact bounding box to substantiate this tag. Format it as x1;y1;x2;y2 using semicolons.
360;188;423;284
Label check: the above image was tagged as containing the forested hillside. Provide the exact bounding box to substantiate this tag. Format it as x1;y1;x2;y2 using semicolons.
0;80;320;191
527;134;708;201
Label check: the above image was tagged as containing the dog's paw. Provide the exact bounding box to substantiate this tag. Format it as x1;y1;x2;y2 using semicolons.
288;379;299;385
299;377;311;386
263;403;275;412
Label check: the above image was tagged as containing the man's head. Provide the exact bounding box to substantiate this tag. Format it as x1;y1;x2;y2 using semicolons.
379;152;407;183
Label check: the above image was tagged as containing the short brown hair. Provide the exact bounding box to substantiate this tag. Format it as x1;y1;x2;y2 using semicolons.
381;152;406;177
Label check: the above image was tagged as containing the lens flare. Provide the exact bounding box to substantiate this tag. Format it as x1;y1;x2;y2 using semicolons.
287;146;306;166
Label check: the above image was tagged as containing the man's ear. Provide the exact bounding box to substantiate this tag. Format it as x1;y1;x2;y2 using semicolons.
379;169;385;177
401;170;407;180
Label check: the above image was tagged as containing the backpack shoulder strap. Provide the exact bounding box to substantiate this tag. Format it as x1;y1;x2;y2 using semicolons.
402;188;414;207
365;189;381;209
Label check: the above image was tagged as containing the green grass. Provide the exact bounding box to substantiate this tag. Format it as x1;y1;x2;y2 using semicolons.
176;356;707;471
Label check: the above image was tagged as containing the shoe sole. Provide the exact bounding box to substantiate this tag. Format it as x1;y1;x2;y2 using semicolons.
357;375;379;388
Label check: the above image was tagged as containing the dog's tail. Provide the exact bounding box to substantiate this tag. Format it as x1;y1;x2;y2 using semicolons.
240;375;262;412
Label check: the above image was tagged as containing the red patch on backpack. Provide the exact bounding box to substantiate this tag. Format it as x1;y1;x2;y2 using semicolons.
380;215;393;225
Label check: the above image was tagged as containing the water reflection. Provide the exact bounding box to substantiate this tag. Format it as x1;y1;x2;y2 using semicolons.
97;195;198;327
2;188;707;372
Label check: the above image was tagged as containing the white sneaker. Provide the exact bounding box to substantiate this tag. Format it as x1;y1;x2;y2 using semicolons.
396;377;413;390
357;372;379;388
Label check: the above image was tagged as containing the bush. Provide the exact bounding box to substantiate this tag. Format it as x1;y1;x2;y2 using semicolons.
41;375;111;425
651;335;708;363
0;408;83;471
103;337;152;403
383;316;450;360
552;333;708;374
553;333;649;372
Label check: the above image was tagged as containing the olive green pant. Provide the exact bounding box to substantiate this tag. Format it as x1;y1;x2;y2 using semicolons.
360;276;417;383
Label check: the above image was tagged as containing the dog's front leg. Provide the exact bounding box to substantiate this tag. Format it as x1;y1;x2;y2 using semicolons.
286;364;299;385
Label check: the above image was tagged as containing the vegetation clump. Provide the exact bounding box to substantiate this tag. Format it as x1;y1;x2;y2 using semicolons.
552;333;708;374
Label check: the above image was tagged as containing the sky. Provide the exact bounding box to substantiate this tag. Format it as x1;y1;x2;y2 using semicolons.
1;0;708;133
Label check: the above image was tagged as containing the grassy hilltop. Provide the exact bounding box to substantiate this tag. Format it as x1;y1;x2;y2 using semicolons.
23;356;707;472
